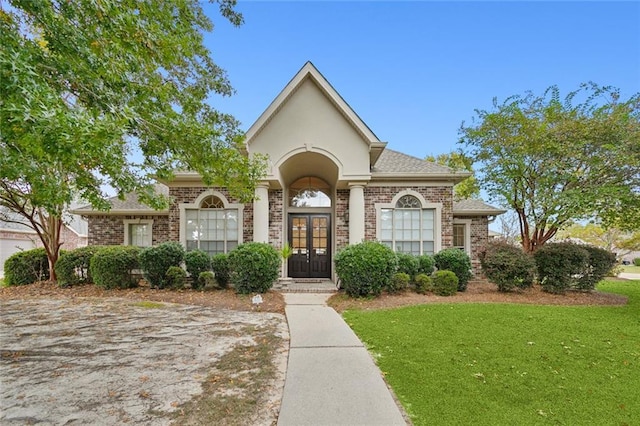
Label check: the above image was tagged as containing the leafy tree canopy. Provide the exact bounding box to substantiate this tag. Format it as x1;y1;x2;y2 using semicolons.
425;151;480;200
556;223;640;255
460;83;640;252
0;0;264;279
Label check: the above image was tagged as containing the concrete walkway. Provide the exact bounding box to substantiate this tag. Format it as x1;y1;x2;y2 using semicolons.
277;293;407;426
619;272;640;280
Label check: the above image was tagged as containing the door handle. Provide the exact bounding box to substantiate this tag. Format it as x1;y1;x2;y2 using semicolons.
306;251;310;263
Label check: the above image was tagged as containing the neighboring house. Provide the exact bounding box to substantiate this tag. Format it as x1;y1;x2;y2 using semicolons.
0;209;88;278
74;62;504;280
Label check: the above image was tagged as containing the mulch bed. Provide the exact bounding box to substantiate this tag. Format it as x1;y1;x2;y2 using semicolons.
0;281;286;314
328;280;629;313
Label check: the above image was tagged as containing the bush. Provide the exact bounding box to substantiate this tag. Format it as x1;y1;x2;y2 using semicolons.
55;246;105;287
90;246;140;289
634;258;640;267
480;241;536;292
334;241;398;297
166;266;187;289
534;243;590;294
4;248;50;286
228;242;280;294
139;242;185;289
395;253;419;281
433;248;472;291
185;249;211;281
576;245;617;291
414;273;433;294
432;270;458;296
387;272;410;293
417;255;435;276
197;271;217;290
211;253;231;288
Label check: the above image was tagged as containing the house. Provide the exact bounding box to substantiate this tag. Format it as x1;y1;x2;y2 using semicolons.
74;62;504;280
0;209;88;278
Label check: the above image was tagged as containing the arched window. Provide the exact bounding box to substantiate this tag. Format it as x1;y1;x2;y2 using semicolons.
185;195;238;255
289;177;331;207
380;194;435;255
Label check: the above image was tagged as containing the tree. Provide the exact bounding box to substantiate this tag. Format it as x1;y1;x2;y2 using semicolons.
460;83;640;252
425;151;480;200
555;223;640;258
1;1;266;280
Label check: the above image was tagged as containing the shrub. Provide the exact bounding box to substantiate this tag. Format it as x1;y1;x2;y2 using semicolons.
211;253;231;288
387;272;410;293
55;246;105;287
90;246;140;289
433;248;472;291
575;246;617;291
414;273;433;294
139;242;185;289
197;271;217;290
4;248;50;286
395;253;419;281
634;258;640;267
166;266;187;289
185;249;211;280
534;242;589;294
228;242;280;294
417;255;435;276
432;270;458;296
480;241;536;292
334;241;398;298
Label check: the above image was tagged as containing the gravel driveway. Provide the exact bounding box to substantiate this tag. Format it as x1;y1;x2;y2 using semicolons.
0;298;288;425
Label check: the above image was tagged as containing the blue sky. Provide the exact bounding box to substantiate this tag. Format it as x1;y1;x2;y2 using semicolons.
202;1;640;160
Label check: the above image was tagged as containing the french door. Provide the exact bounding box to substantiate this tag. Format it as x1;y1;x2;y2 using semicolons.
288;214;331;279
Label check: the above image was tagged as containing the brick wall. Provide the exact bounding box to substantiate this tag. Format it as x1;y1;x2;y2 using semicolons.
268;189;283;247
363;186;454;248
335;189;349;250
469;215;489;276
87;215;169;246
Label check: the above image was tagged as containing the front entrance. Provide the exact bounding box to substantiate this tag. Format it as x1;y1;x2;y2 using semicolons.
288;214;331;279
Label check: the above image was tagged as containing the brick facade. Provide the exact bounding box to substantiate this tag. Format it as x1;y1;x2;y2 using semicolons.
87;215;169;246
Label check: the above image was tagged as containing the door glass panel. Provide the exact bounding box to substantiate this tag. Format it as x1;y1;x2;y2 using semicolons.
292;217;307;254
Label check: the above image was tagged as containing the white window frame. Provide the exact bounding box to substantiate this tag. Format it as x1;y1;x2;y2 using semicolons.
375;189;442;255
179;190;244;253
123;219;154;247
453;219;472;255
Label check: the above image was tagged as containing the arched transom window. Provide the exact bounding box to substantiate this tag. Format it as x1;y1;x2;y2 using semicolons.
380;194;435;255
289;177;331;207
185;195;238;255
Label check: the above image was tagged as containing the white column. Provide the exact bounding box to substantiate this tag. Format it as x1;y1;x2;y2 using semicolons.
348;184;365;244
253;183;269;243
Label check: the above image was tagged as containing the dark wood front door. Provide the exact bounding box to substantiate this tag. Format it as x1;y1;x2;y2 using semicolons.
288;214;331;279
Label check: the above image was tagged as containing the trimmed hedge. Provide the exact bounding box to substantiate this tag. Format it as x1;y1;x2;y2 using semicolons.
335;241;398;298
4;248;50;286
434;248;472;291
417;255;435;276
211;253;230;288
185;249;211;283
480;241;536;292
197;271;217;289
432;270;458;296
576;245;617;291
55;246;105;287
633;258;640;267
166;266;187;290
228;242;280;294
90;246;140;289
534;243;590;294
414;273;433;294
387;272;410;293
139;242;185;289
395;253;419;281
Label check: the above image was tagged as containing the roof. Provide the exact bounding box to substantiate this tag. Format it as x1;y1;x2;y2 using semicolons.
453;199;507;216
72;185;169;216
371;149;471;183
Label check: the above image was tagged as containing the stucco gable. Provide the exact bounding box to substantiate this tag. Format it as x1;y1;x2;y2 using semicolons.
245;62;386;166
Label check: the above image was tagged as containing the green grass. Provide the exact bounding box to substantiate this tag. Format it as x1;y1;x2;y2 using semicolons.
131;301;166;309
621;264;640;273
344;280;640;425
0;278;7;288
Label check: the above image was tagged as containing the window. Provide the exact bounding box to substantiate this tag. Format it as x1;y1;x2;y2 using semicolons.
453;220;471;254
124;219;153;247
289;177;331;207
379;195;436;255
181;193;242;255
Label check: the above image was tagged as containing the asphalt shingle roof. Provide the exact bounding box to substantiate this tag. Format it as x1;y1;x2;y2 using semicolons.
74;185;169;212
372;149;455;174
453;199;506;214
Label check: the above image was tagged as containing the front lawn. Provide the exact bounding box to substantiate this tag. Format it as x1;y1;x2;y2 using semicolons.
621;264;640;274
343;280;640;425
